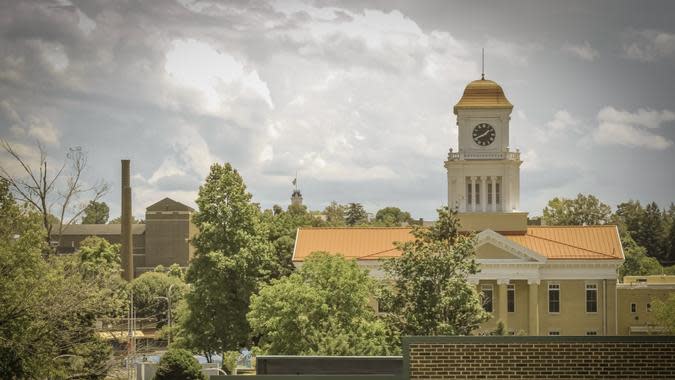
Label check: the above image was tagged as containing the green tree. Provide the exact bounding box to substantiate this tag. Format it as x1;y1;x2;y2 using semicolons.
181;163;278;356
666;207;675;264
130;272;187;328
154;349;206;380
542;194;612;226
637;202;667;261
77;236;120;276
652;293;675;334
0;180;117;379
262;204;323;277
81;201;110;224
323;201;346;226
381;207;489;337
618;234;663;279
615;200;645;236
248;252;393;355
374;207;412;226
345;202;368;226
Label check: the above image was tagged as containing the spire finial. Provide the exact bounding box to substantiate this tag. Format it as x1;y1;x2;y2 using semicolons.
481;48;485;80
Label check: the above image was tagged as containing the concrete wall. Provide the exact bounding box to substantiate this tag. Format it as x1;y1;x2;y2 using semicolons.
405;336;675;380
144;211;192;268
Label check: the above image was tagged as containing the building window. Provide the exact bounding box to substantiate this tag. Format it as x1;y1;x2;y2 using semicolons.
647;303;652;312
467;182;472;207
481;285;493;313
548;330;560;336
475;183;480;205
495;183;501;205
586;283;598;313
488;183;493;205
586;331;598;336
548;283;560;313
507;284;515;313
630;303;637;313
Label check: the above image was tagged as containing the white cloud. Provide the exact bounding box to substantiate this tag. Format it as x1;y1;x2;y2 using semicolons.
623;30;675;62
562;41;599;62
535;110;580;142
164;39;274;112
31;40;69;72
592;106;674;150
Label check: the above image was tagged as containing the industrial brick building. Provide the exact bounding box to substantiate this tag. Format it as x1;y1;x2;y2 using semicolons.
56;197;196;278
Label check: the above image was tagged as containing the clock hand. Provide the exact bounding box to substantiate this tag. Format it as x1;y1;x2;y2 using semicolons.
477;130;490;139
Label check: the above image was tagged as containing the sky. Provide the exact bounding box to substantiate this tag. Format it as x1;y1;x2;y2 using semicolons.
1;0;674;221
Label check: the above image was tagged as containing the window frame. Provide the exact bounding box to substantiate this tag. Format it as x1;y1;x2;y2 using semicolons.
586;331;598;336
630;303;637;313
548;330;560;336
647;303;652;312
585;283;598;313
548;282;561;314
481;284;494;313
507;284;515;313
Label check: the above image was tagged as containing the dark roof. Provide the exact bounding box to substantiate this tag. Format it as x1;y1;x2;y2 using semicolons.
146;197;195;212
57;224;146;236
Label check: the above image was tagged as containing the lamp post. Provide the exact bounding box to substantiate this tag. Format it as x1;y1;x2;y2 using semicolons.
155;284;175;346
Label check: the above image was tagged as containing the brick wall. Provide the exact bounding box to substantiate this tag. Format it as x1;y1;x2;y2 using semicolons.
404;336;675;380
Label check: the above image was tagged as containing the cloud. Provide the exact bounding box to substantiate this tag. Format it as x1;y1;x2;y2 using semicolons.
623;30;675;62
164;39;274;112
592;106;674;150
0;100;60;146
534;110;580;142
562;41;598;62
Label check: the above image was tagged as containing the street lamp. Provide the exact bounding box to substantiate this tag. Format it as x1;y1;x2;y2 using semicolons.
155;284;175;346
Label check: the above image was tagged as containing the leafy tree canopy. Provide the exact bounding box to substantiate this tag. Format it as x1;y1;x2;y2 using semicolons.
653;293;675;334
248;252;394;355
345;202;368;226
130;271;187;326
374;207;412;226
381;207;489;337
154;348;205;380
542;194;612;226
323;201;346;226
618;233;663;278
181;163;279;355
81;201;110;224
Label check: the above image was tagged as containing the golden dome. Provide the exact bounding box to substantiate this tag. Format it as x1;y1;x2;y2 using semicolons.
453;79;513;115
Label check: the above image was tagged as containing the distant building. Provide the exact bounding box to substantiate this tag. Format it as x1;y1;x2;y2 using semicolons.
617;275;675;335
291;76;668;336
56;197;196;278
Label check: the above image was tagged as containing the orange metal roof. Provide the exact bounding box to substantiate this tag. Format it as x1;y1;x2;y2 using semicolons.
292;226;623;262
453;79;513;115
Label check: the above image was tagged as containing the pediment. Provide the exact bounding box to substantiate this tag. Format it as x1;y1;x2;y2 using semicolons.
475;229;547;263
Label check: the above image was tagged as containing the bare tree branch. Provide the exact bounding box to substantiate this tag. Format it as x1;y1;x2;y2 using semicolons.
0;140;109;251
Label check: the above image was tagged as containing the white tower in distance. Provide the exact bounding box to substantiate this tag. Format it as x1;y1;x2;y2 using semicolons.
445;76;522;214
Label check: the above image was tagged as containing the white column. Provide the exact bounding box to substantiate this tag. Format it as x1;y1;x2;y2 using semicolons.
528;279;540;336
491;176;497;212
470;176;477;212
497;278;509;332
480;176;487;212
458;176;466;212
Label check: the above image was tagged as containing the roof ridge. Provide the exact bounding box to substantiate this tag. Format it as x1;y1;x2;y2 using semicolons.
524;233;618;259
299;226;414;230
528;225;616;229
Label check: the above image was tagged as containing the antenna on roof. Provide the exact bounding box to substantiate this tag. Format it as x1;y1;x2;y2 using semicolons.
481;48;485;80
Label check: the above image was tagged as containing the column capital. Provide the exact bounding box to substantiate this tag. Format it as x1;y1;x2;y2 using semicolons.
496;278;510;285
527;278;541;285
467;277;480;285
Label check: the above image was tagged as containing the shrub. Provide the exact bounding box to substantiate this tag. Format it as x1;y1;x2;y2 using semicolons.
154;349;205;380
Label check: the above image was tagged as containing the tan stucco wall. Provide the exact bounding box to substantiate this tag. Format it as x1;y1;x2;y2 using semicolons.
458;212;528;232
476;244;520;259
617;286;674;335
477;279;617;336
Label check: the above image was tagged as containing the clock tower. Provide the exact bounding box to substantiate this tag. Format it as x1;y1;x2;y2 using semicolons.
445;77;522;213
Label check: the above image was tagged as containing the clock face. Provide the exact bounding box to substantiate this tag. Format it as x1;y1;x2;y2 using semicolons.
472;123;496;146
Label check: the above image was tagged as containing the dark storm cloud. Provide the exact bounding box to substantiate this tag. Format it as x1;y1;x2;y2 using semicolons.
1;0;674;220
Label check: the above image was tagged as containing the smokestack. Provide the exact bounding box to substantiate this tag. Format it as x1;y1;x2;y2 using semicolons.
121;160;133;281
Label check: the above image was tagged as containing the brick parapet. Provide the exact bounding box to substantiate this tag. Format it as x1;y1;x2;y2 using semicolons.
403;336;675;380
